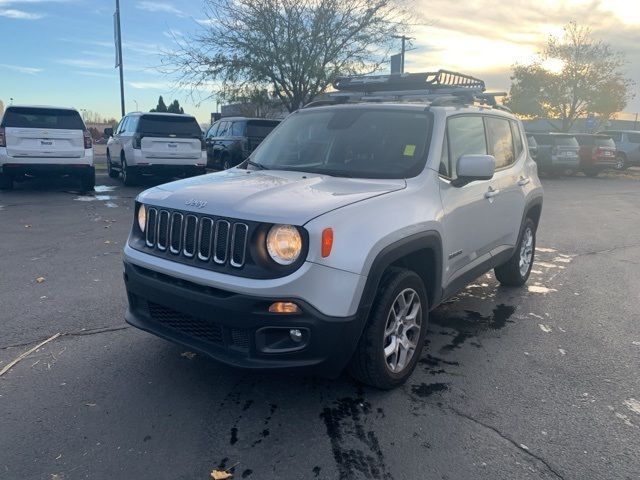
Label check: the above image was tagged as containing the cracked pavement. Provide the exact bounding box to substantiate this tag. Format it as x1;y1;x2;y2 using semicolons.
1;172;639;479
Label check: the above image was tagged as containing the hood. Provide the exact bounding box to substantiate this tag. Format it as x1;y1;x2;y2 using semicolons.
138;169;406;225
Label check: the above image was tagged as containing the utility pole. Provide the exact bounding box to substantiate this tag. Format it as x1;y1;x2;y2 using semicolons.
115;0;125;116
392;35;414;73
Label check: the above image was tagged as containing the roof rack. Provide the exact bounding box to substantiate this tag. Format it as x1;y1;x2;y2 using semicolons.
305;70;508;110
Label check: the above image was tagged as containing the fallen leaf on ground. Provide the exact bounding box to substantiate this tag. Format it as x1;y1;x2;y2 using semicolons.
24;225;32;228
36;277;45;283
85;403;97;407
211;470;233;480
181;351;196;360
104;240;111;244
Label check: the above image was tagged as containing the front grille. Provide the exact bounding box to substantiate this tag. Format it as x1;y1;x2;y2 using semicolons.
147;301;224;345
145;208;248;268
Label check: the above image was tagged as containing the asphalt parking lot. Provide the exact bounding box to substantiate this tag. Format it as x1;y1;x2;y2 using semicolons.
1;168;640;480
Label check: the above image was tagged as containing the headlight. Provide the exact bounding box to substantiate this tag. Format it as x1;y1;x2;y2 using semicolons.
266;224;302;265
137;204;146;233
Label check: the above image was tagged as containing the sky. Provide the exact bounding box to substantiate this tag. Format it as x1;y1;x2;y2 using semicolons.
0;0;638;124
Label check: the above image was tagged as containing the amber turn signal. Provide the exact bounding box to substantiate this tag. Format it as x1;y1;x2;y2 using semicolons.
268;302;301;314
321;228;333;257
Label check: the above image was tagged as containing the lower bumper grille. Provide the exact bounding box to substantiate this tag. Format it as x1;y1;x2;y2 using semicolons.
146;301;250;350
147;301;224;345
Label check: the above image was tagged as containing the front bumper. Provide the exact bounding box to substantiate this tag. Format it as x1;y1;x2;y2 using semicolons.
123;260;366;376
0;163;94;177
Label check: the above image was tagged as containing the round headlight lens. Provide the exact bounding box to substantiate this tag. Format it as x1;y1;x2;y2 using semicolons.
137;204;146;233
266;224;302;265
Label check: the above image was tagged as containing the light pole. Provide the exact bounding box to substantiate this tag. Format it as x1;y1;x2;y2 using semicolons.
9;97;14;105
392;35;414;73
133;99;139;111
115;0;125;116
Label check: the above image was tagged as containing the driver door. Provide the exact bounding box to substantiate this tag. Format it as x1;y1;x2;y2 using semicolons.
438;115;502;289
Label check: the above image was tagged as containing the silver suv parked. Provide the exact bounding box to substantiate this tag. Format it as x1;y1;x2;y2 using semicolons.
122;71;543;389
106;112;207;186
596;130;640;169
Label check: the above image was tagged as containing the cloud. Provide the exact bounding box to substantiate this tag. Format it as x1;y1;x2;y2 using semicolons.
0;63;42;74
128;80;172;90
0;8;43;19
136;1;183;16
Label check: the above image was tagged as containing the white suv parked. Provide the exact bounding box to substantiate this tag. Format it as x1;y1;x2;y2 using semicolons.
106;112;207;186
0;105;94;191
122;71;543;389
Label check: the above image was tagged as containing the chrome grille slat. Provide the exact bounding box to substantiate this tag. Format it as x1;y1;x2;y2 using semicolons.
169;213;183;254
214;220;230;264
198;217;214;261
230;223;248;268
157;210;170;251
145;208;157;247
183;215;198;258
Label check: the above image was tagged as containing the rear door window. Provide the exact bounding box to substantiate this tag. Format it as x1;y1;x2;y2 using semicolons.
446;115;487;179
246;120;279;138
1;107;84;130
231;122;245;136
207;122;219;138
138;115;202;137
485;117;515;168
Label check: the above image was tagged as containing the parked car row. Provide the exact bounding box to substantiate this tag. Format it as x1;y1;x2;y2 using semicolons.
525;130;639;177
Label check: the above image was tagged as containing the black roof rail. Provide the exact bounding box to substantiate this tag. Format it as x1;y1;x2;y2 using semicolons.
332;70;485;94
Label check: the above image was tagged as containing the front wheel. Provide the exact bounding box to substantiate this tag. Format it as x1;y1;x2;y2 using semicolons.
348;268;428;390
222;155;232;170
494;218;536;286
615;154;627;170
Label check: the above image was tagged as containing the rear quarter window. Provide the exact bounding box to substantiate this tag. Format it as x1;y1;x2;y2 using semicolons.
628;132;640;144
1;107;85;130
138;115;201;137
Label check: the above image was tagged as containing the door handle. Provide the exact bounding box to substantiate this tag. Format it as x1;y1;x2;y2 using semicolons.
517;177;530;186
485;187;500;199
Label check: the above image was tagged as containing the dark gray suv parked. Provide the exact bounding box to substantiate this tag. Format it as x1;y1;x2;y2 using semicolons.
205;117;280;170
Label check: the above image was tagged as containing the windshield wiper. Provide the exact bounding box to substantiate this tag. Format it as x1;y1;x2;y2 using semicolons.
246;160;268;170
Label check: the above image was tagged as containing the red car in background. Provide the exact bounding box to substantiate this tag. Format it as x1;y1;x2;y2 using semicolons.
574;134;617;177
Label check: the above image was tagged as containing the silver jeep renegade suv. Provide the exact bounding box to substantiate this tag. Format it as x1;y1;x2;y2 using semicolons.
123;71;543;389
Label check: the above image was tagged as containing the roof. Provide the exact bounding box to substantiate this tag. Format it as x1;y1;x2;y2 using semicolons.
128;111;196;119
6;104;79;111
216;117;281;122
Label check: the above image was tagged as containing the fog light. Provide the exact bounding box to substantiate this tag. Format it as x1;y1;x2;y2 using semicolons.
289;329;303;342
268;302;300;314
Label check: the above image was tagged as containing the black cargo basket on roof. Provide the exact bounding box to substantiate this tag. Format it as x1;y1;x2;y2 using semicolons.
332;70;485;94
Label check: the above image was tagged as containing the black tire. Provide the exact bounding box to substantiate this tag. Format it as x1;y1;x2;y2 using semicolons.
107;151;119;179
222;155;232;170
584;168;600;178
348;268;428;390
615;154;627;170
80;168;95;192
494;217;536;286
0;173;13;190
121;157;137;186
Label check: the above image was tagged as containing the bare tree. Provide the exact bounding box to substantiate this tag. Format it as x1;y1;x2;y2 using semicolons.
506;22;634;132
162;0;412;112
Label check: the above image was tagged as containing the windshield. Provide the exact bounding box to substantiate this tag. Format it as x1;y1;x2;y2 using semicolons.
138;115;202;137
1;107;84;130
553;136;579;147
250;107;432;178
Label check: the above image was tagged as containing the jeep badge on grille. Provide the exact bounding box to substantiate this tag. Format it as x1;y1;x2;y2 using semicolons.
185;199;207;208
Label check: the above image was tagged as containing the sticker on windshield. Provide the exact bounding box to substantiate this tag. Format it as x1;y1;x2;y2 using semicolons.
403;144;416;156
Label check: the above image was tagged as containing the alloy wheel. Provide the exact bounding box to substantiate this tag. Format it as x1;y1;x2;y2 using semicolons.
383;288;422;373
519;227;534;277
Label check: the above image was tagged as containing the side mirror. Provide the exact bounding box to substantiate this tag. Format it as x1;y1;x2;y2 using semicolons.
104;127;113;137
452;154;495;187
